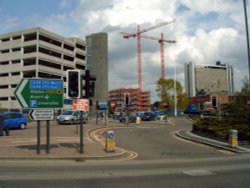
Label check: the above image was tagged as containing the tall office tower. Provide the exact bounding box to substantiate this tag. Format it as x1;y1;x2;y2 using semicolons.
184;62;234;97
86;33;108;102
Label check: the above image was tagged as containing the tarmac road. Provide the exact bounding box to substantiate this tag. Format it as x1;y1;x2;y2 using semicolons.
115;117;232;160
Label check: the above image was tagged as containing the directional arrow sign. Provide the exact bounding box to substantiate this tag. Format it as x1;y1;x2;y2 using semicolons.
29;109;54;121
14;79;63;108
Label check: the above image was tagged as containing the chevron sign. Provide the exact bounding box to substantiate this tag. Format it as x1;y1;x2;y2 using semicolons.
14;79;63;108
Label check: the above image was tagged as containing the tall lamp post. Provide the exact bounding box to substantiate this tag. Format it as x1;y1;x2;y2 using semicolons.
174;60;177;117
243;0;250;84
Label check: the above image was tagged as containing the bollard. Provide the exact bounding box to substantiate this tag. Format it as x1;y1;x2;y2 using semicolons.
229;130;238;147
105;130;115;152
136;117;141;124
5;126;10;136
125;116;129;125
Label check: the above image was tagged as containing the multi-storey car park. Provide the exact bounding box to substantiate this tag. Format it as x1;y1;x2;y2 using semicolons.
0;27;87;110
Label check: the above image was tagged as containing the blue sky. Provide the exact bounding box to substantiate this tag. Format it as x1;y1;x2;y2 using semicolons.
0;0;249;102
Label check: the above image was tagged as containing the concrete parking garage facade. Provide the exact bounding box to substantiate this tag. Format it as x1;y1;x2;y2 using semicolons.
0;27;87;110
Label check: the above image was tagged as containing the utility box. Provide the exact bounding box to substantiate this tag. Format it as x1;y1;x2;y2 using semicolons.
105;130;115;152
229;130;238;147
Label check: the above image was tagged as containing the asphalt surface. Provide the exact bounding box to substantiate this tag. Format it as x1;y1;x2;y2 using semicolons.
1;155;250;188
0;120;128;160
0;117;249;161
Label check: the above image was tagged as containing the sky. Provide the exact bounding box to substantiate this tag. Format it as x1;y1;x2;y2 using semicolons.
0;0;249;102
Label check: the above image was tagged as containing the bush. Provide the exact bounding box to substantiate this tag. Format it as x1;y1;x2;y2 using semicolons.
192;118;250;141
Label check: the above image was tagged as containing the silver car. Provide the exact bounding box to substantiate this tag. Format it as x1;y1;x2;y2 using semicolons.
56;110;80;125
57;110;88;124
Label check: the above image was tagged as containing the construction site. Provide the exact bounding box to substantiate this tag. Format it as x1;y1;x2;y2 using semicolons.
108;20;175;113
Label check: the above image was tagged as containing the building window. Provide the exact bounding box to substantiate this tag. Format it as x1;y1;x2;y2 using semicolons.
38;59;61;70
12;35;21;40
0;85;8;89
76;53;85;60
39;34;61;47
23;58;36;66
64;43;74;51
24;45;36;54
24;33;37;42
23;70;36;78
0;61;9;65
12;60;21;64
11;72;20;76
76;43;85;51
12;47;21;52
63;54;74;62
1;38;10;42
1;49;9;54
38;72;61;79
0;73;8;77
76;64;85;70
39;47;61;58
0;97;8;101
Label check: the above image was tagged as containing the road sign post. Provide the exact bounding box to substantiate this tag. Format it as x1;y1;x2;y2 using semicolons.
14;79;63;155
28;109;54;121
14;79;63;109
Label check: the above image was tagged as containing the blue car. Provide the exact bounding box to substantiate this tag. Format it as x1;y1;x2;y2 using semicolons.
0;112;27;130
142;112;157;121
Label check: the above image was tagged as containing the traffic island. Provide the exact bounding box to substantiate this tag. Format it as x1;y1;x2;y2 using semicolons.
176;130;250;153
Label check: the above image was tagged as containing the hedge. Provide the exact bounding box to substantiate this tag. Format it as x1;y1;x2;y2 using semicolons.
193;118;250;141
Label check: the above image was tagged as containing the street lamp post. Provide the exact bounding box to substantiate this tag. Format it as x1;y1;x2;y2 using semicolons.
174;60;177;117
243;0;250;83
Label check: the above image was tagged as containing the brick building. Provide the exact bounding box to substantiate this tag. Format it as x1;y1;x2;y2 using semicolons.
109;88;151;113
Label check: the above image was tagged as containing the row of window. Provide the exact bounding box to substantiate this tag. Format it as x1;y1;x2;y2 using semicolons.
0;45;85;61
0;33;85;51
0;60;85;78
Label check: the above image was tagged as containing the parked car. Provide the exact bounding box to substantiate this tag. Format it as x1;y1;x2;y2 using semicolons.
156;111;166;120
142;112;157;121
82;111;89;123
0;112;27;130
135;112;144;118
119;115;136;123
200;111;216;118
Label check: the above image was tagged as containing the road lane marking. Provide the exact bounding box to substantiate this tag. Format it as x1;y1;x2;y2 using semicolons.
183;169;216;176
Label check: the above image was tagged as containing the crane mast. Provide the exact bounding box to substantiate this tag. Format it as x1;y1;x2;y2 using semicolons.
121;20;175;111
140;33;176;78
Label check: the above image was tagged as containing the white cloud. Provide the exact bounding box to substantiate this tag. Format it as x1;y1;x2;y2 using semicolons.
1;0;248;103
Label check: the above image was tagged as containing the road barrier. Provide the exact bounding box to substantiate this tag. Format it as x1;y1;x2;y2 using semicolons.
229;130;238;147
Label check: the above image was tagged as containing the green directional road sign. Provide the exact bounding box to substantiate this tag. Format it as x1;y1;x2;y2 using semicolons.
14;79;63;108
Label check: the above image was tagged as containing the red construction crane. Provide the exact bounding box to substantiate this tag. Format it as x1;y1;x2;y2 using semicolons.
121;20;175;92
141;33;176;79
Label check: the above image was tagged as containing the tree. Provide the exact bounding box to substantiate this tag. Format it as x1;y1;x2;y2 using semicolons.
221;77;250;123
156;78;189;111
241;76;250;95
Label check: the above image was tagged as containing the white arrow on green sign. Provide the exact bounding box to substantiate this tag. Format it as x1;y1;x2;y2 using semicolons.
14;79;64;108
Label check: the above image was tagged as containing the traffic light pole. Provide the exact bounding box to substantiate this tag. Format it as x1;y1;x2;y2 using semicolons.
80;111;84;154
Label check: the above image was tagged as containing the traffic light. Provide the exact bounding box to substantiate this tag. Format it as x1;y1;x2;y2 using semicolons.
212;96;217;109
84;70;90;98
83;70;96;98
124;93;130;106
66;70;81;98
